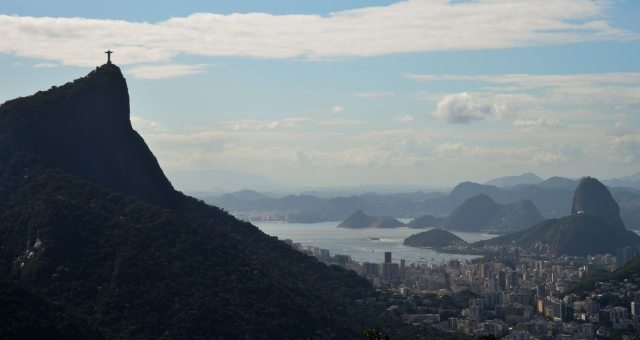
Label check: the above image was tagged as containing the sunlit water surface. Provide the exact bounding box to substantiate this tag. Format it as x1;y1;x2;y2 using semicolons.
254;220;497;266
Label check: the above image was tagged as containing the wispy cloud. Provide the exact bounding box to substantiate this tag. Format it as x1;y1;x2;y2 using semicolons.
227;117;313;131
394;114;415;123
33;62;58;68
131;116;169;132
1;1;636;66
331;106;345;114
316;119;366;126
513;118;563;128
125;64;209;79
405;72;640;89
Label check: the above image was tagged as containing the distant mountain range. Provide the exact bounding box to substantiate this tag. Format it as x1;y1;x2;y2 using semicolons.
335;193;543;234
205;176;640;228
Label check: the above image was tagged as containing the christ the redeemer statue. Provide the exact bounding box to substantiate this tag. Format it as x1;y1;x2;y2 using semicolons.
105;50;113;64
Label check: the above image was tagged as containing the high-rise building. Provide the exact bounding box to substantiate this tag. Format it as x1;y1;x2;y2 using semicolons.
384;251;392;264
362;262;379;277
498;271;507;291
448;317;458;330
469;305;481;321
631;301;640;317
382;263;399;280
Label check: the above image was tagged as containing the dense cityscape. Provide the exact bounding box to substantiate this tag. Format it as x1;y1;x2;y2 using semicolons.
289;239;640;339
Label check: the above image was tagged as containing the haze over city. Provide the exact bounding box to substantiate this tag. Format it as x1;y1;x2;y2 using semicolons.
1;0;639;191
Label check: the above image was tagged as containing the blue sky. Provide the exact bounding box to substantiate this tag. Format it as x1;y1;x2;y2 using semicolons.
1;0;639;191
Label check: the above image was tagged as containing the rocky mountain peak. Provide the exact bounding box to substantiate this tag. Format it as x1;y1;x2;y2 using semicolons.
572;176;625;229
0;63;177;207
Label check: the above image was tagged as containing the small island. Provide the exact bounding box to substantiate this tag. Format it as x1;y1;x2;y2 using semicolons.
337;210;404;229
403;228;467;248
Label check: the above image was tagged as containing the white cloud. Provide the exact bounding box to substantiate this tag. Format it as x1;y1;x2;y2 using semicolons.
0;1;636;66
433;92;515;123
407;72;640;107
125;64;209;79
132;115;637;186
228;117;313;131
513;118;563;128
131;116;169;132
331;106;345;114
394;114;415;123
316;119;366;126
611;134;640;163
405;72;640;88
434;142;466;157
354;91;395;98
412;72;640;126
33;62;58;68
532;153;568;165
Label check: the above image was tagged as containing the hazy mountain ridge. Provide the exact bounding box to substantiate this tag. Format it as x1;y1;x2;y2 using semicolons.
206;175;640;228
484;172;544;187
611;187;640;229
406;214;444;229
337;210;404;229
441;194;545;233
205;190;445;222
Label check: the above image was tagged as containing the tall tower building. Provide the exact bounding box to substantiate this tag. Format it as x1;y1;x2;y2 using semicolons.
384;252;392;264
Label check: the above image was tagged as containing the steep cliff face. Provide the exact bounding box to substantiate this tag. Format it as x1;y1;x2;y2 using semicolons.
572;177;625;230
0;64;176;207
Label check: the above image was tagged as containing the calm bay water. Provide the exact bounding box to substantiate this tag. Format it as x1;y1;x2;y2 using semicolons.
254;220;497;266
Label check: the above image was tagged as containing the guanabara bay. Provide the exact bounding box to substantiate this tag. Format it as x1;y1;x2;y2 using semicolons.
0;63;453;339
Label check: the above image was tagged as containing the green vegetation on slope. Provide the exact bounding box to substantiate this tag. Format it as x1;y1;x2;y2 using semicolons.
404;229;467;248
568;255;640;297
0;143;392;338
0;280;104;340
